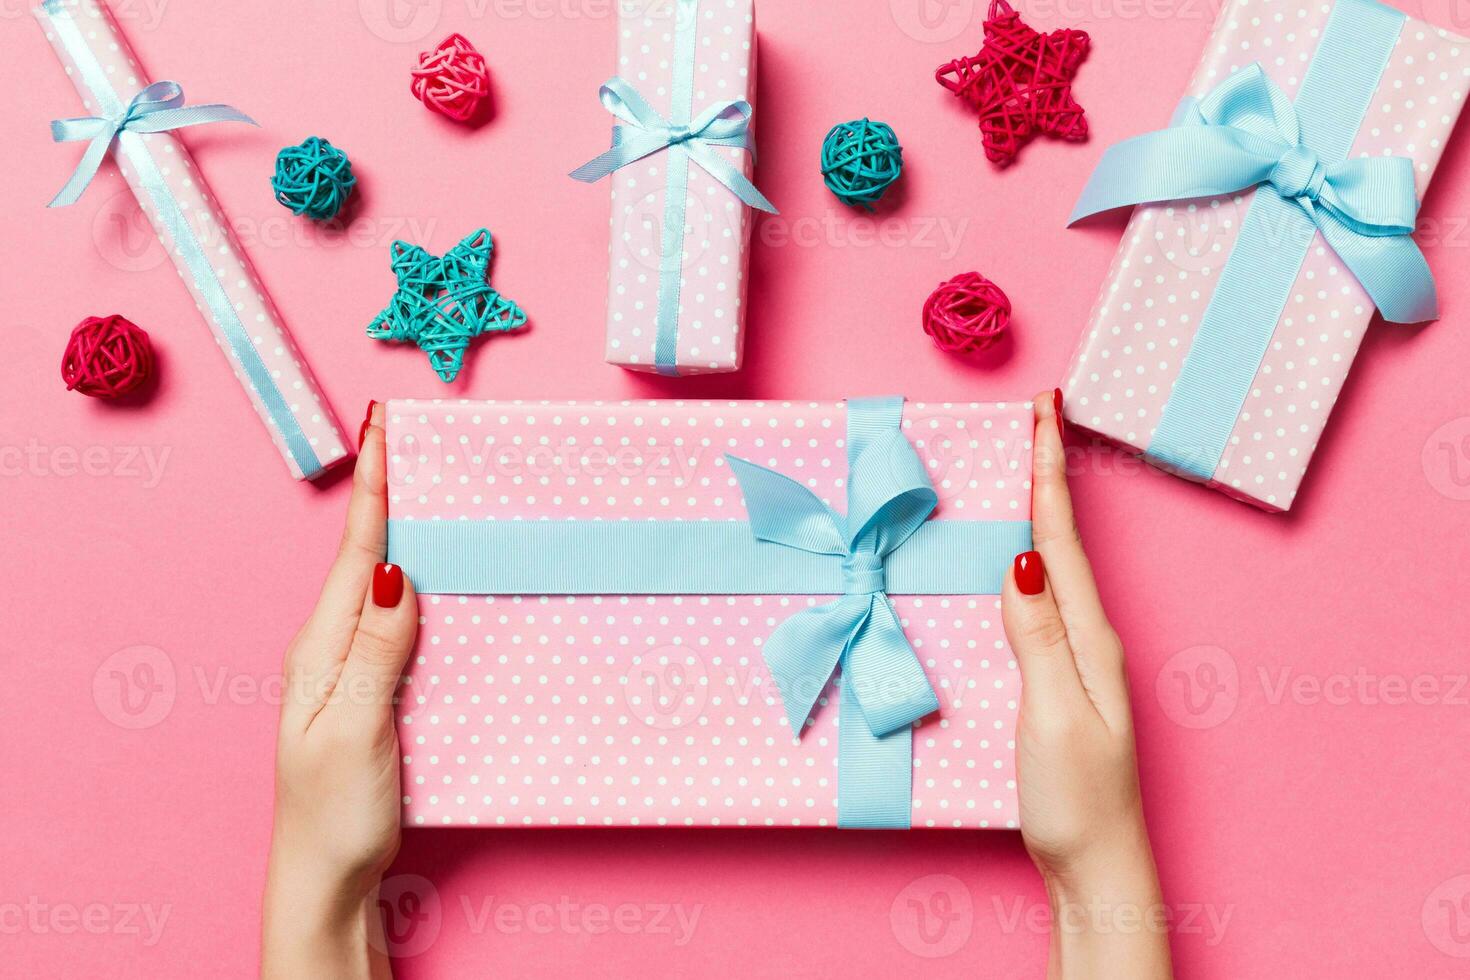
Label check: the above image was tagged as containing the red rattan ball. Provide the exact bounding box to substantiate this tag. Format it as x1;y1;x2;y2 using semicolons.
411;33;490;123
922;272;1011;354
61;315;155;398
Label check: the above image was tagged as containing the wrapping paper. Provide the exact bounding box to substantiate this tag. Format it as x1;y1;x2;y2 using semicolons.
602;0;758;374
1062;0;1469;511
35;0;350;481
386;399;1033;828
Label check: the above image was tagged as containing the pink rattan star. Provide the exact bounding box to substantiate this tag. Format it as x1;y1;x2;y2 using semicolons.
935;0;1090;167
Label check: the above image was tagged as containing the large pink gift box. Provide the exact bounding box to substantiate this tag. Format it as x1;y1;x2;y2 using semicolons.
1063;0;1469;511
385;399;1034;829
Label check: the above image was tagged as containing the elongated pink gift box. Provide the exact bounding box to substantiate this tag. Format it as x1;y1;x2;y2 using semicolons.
385;399;1033;828
599;0;760;375
35;0;350;480
1062;0;1469;511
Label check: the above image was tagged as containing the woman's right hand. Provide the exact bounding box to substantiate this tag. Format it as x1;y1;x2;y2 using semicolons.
1001;390;1173;979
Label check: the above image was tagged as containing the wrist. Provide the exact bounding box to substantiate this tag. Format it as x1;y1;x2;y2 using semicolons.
262;848;388;980
1037;826;1172;980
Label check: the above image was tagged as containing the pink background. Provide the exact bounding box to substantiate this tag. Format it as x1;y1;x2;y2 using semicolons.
5;0;1470;976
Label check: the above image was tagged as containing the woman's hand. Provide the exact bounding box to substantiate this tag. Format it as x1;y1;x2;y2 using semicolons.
1002;390;1172;979
261;402;416;980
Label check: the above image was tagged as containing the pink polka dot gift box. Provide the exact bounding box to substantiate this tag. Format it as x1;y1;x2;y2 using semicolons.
385;398;1034;829
1062;0;1469;512
34;0;350;481
570;0;777;376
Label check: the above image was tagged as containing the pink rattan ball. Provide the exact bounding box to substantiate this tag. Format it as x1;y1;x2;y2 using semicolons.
921;271;1011;354
61;314;155;399
410;33;490;123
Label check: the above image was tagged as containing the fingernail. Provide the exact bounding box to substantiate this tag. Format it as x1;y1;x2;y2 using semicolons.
1015;551;1045;595
358;419;370;450
363;399;378;424
373;562;404;607
1052;388;1065;440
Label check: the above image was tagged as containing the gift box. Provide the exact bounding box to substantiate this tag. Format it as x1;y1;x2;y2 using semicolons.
385;398;1034;828
1062;0;1469;511
35;0;350;481
571;0;776;376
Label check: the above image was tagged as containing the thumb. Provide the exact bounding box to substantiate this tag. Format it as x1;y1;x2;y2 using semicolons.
334;562;418;722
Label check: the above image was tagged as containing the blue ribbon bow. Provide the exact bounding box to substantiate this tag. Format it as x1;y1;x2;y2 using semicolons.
48;80;255;208
1069;63;1435;323
726;397;938;827
569;77;777;214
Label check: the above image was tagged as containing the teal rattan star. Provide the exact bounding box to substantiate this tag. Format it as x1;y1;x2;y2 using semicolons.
367;228;526;383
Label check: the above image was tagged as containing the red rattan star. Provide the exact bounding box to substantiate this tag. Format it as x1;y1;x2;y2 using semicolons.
936;0;1090;167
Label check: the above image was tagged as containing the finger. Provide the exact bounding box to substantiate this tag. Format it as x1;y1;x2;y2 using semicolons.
1031;390;1129;722
285;401;387;697
1002;550;1091;715
328;562;418;729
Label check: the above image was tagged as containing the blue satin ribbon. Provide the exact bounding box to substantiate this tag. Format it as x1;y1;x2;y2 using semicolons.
726;396;943;827
385;398;1029;828
48;80;256;208
42;0;324;479
1068;0;1417;480
570;0;776;376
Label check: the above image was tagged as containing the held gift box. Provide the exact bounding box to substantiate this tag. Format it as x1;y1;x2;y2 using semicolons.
586;0;767;375
1063;0;1469;511
384;399;1034;829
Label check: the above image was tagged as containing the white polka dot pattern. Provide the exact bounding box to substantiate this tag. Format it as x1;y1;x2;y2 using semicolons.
386;399;1034;828
1063;0;1469;511
35;0;351;480
603;0;758;375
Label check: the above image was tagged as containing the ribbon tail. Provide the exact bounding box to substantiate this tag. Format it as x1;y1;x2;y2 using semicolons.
1069;127;1279;224
48;133;117;208
841;596;939;737
129;105;258;133
685;144;778;213
761;598;865;736
1317;210;1438;323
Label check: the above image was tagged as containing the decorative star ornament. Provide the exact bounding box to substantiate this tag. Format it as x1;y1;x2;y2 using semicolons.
935;0;1090;167
367;228;526;383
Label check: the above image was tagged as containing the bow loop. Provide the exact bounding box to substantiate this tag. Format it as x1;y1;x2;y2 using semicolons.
1069;60;1435;323
47;80;256;208
570;76;777;213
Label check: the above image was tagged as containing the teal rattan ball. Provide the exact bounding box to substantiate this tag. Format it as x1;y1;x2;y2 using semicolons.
820;118;903;211
271;136;357;221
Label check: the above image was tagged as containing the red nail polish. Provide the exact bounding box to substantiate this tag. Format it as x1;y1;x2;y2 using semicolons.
363;399;378;424
1015;551;1045;595
358;419;370;450
1052;388;1065;440
373;563;404;608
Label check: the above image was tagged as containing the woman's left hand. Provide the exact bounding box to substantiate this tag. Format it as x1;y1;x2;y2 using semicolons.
261;402;416;980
